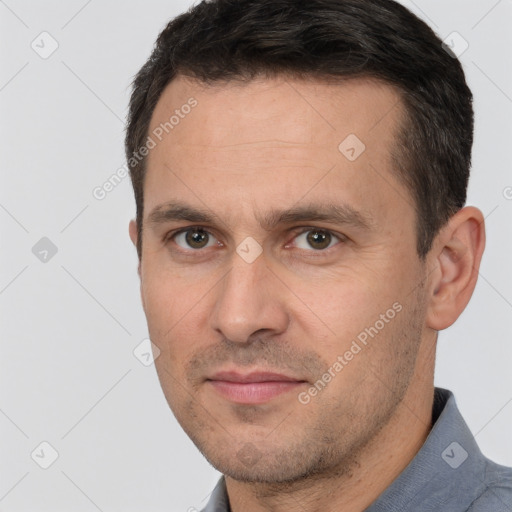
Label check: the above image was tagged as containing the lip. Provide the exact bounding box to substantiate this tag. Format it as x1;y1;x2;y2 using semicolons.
206;371;307;404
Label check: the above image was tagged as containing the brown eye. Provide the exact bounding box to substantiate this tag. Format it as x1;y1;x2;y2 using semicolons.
186;229;209;248
294;229;341;251
174;228;217;250
306;230;332;250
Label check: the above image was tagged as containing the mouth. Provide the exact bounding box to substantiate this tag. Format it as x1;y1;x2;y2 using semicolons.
206;370;308;404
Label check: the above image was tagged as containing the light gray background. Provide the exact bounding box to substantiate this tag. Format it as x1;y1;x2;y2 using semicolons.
1;1;511;510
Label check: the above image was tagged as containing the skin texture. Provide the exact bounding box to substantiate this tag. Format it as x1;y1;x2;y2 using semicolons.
129;75;485;512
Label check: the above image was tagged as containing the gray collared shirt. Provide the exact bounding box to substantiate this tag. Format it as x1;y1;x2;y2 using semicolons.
201;388;512;511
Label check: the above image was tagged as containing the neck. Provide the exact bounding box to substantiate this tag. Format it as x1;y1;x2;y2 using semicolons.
225;352;435;512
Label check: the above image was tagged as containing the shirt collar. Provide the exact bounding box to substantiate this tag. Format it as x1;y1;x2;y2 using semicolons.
202;476;230;512
365;387;488;511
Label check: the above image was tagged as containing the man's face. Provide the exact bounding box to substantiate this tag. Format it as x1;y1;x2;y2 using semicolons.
133;75;432;482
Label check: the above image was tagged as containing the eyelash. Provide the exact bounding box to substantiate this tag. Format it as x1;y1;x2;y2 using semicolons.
163;226;346;256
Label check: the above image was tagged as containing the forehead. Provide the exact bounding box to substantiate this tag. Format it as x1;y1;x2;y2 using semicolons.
148;74;403;149
143;74;411;230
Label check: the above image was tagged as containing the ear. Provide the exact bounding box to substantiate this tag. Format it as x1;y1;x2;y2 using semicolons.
426;206;485;331
129;219;141;277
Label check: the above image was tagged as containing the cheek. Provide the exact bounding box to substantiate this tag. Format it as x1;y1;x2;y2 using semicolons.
141;268;213;367
285;264;413;375
141;253;193;323
141;271;185;354
142;280;176;337
289;272;391;336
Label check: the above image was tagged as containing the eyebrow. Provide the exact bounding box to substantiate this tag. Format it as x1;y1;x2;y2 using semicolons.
146;200;375;232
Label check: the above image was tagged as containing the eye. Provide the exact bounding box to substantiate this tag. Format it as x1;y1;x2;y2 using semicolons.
166;227;343;254
292;228;342;251
171;228;220;250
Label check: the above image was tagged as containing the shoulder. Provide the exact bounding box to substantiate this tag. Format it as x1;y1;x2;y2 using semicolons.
466;460;512;511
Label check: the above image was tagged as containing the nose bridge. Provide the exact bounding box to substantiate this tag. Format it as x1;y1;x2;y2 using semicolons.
210;248;289;343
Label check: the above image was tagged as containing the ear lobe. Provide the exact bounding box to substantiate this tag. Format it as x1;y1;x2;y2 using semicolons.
426;206;485;331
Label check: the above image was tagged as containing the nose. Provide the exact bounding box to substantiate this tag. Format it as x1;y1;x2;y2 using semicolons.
209;249;290;344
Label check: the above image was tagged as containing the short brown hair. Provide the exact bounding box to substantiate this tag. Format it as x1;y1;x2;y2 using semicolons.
125;0;474;260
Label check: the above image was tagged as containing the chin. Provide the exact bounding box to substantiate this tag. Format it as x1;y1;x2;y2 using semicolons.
198;438;353;486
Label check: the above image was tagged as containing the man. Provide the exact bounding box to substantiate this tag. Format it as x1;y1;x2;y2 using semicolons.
125;0;512;510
